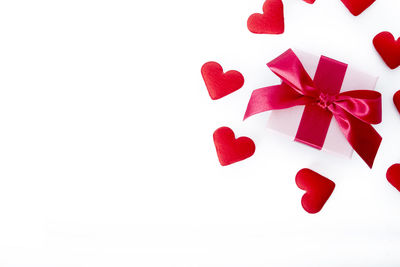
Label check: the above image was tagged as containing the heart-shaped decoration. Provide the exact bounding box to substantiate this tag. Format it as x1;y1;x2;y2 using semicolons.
296;168;335;214
213;127;255;166
247;0;284;34
387;164;400;192
373;31;400;69
340;0;375;16
302;0;316;4
394;90;400;114
201;62;244;100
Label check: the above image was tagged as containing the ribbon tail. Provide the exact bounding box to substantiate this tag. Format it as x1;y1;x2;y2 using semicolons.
332;109;382;168
244;83;313;120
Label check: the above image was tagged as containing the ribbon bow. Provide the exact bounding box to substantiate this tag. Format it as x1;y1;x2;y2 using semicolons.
244;49;382;168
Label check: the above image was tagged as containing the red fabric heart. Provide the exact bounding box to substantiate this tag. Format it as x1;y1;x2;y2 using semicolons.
213;127;255;166
296;168;335;214
373;32;400;69
340;0;375;16
387;164;400;192
201;62;244;100
394;90;400;114
302;0;316;3
247;0;284;34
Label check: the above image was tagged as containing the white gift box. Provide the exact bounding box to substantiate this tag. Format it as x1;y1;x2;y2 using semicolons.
266;50;378;158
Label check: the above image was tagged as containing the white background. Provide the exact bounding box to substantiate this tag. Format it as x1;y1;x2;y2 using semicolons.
0;0;400;266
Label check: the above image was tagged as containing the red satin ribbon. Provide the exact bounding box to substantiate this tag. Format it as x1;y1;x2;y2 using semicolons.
244;49;382;168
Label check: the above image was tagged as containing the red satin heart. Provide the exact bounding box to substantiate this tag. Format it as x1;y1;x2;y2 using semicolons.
201;62;244;100
213;127;255;166
394;90;400;114
373;32;400;69
296;168;335;214
340;0;375;16
302;0;316;3
387;164;400;192
247;0;284;34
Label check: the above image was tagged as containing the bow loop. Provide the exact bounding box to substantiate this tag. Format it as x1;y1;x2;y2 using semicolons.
267;49;319;97
333;90;382;124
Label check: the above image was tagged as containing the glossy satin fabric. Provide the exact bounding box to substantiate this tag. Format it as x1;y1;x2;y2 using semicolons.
244;49;382;168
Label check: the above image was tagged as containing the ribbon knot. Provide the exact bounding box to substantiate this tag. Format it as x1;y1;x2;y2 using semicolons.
244;49;382;168
317;93;335;109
